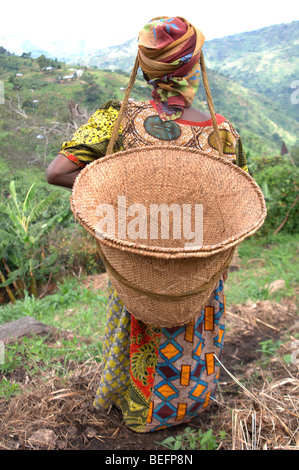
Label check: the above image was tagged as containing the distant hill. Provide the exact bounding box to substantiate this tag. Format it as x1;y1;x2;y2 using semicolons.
203;21;299;121
74;39;138;71
0;22;298;163
64;21;299;153
65;21;299;125
0;35;101;63
193;68;299;154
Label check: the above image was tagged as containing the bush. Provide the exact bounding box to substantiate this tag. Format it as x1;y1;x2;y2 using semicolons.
253;158;299;235
0;181;71;301
47;225;105;276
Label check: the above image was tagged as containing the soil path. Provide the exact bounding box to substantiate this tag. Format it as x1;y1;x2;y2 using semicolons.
0;276;298;451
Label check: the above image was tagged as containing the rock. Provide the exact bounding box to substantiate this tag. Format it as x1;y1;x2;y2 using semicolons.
56;440;67;450
85;426;97;439
28;428;57;449
0;316;54;344
67;425;78;436
266;279;286;293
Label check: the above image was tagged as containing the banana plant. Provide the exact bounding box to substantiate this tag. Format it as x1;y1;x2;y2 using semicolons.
261;180;272;201
0;180;71;299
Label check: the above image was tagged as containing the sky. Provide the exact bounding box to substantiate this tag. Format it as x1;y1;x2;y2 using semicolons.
1;0;298;51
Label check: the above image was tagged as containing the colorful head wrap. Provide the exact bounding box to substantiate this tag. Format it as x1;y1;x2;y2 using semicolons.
138;17;205;121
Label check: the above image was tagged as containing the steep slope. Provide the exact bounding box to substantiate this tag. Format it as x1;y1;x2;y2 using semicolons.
64;22;299;151
203;21;299;120
194;69;299;155
1;21;298;159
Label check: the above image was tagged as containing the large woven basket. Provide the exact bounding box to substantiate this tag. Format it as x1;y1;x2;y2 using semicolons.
70;145;266;327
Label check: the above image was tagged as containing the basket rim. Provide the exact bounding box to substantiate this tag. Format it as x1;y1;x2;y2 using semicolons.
70;145;267;259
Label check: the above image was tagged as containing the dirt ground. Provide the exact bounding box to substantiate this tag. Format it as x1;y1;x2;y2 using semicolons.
0;275;298;451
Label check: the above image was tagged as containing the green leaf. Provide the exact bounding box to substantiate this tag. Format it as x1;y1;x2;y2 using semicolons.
0;202;10;215
27;190;60;225
161;436;175;444
0;266;26;287
158;436;176;449
283;354;292;363
9;181;20;216
0;228;20;243
7;210;26;236
174;440;182;450
22;183;36;214
261;181;272;200
28;235;35;245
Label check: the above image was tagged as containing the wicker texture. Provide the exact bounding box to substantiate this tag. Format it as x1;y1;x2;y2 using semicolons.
70;145;266;327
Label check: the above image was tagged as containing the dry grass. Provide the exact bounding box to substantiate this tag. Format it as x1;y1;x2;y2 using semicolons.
0;298;298;451
217;359;299;450
0;360;104;450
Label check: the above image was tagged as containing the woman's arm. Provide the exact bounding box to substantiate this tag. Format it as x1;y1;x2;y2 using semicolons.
46;154;81;189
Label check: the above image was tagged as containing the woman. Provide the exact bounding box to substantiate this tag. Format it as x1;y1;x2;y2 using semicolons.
47;17;248;433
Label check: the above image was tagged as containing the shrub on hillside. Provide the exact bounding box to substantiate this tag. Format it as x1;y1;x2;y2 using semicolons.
253;158;299;235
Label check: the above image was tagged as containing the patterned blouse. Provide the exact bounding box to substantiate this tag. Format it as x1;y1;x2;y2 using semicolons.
59;99;248;172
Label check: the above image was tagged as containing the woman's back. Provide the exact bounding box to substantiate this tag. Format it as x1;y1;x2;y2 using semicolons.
121;100;239;164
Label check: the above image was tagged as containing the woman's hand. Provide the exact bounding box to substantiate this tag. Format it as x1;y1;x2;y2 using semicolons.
223;270;228;282
46;154;81;188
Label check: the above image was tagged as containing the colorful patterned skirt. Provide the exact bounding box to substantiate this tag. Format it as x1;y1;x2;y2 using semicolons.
93;278;226;433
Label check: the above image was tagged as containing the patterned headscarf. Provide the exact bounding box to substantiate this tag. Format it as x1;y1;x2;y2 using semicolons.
138;17;205;121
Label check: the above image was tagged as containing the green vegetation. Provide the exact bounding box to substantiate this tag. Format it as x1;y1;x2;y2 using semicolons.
194;72;299;156
0;45;297;309
0;181;70;300
0;378;20;399
0;37;298;450
203;21;299;121
252;156;298;235
158;427;226;450
225;233;298;306
0;278;107;396
0;49;151;171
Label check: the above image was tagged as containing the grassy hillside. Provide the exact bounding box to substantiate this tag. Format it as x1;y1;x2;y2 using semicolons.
0;48;298;453
0;48;298;167
194;69;299;155
0;52;151;169
0;51;298;306
65;21;299;154
203;21;299;121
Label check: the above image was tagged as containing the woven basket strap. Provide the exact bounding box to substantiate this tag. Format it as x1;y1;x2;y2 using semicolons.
106;55;140;156
200;52;224;157
96;243;234;301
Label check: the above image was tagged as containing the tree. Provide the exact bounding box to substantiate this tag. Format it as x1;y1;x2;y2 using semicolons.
36;54;48;69
36;54;58;70
0;46;10;55
254;160;299;235
21;52;32;59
